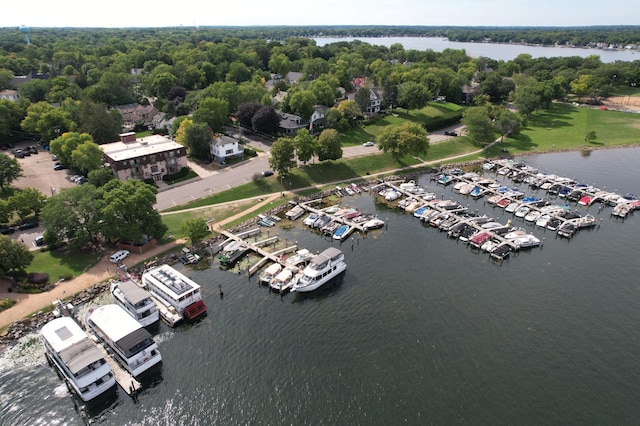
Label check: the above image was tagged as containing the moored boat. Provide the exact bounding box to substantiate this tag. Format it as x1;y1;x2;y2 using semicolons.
41;316;116;402
285;205;305;220
142;264;207;322
259;262;283;286
363;217;385;230
269;266;301;293
85;304;162;377
110;279;159;327
332;224;353;240
291;247;347;292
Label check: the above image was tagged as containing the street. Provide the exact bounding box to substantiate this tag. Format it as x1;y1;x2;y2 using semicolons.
154;125;464;211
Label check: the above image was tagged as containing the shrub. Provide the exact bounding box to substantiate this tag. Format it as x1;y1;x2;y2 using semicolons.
0;299;17;312
162;167;190;182
244;147;258;157
27;272;49;285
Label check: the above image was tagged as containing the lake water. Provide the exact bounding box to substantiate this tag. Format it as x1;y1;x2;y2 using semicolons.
313;36;639;63
1;147;640;425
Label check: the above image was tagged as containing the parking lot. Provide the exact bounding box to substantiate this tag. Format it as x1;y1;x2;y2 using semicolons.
3;141;77;249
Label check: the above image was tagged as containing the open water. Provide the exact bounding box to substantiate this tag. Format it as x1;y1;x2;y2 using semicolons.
1;148;640;425
313;36;639;63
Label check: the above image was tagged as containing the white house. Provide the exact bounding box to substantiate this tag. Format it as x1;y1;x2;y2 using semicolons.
0;89;19;102
210;135;244;163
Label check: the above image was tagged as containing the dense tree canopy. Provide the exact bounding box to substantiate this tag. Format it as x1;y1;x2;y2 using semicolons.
269;137;296;175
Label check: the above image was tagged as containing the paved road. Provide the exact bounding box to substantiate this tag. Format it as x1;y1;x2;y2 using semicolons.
154;125;464;211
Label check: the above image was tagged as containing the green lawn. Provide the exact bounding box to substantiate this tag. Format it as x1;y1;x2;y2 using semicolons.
27;249;103;281
489;103;640;156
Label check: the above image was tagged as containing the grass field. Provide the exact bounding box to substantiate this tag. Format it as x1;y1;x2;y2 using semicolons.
27;249;103;281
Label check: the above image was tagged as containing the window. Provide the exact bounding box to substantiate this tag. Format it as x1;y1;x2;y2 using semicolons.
225;149;233;155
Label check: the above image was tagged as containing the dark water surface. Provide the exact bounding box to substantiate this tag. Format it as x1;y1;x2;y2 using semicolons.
1;148;640;425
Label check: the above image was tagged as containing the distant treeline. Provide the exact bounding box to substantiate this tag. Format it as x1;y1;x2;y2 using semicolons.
2;26;640;54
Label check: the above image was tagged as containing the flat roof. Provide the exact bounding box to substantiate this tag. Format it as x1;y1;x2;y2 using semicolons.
114;279;153;305
88;304;144;342
142;264;200;299
40;316;87;353
101;134;183;162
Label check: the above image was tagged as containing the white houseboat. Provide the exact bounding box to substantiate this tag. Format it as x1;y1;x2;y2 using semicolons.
291;247;347;293
110;279;160;327
40;316;116;402
85;304;162;377
142;264;207;322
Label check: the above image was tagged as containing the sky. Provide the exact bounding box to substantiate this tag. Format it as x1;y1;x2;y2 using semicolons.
3;0;639;29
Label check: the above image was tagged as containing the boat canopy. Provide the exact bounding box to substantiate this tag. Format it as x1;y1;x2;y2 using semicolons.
59;338;105;375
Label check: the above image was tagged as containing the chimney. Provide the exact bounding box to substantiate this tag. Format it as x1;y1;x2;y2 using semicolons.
119;132;137;143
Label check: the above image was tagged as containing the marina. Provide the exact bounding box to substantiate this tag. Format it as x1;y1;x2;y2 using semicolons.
3;148;640;425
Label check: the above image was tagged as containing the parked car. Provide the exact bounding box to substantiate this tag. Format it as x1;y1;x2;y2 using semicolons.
444;131;458;136
54;163;68;170
109;250;130;263
0;226;15;235
34;236;45;246
18;219;39;230
261;170;274;177
363;141;375;147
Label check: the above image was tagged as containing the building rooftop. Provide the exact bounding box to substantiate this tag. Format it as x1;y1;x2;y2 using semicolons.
101;134;183;162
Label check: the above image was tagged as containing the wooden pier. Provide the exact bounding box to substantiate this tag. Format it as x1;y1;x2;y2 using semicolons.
93;341;142;397
219;229;299;276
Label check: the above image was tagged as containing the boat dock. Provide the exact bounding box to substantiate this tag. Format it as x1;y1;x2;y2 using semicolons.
93;339;142;397
218;228;299;276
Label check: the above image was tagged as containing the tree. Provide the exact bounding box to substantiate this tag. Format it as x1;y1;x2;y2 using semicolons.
0;235;33;278
49;132;93;166
0;199;12;224
317;129;343;162
251;106;280;135
9;188;46;221
585;130;598;143
193;97;229;133
151;72;178;98
21;101;76;142
184;122;212;161
0;153;23;191
268;137;296;175
494;109;523;140
376;122;429;159
294;129;317;165
71;140;104;175
41;184;102;250
355;86;371;114
18;79;49;102
181;218;210;244
87;168;115;187
336;100;362;125
174;118;193;146
78;100;122;144
461;106;497;145
288;90;317;121
398;81;432;114
236;102;262;129
268;53;291;77
99;179;167;243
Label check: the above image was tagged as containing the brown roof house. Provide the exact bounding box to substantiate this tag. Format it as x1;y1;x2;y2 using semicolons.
101;132;187;183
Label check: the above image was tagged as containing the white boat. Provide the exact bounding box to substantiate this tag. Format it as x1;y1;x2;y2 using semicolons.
85;304;162;377
40;316;116;402
524;210;542;223
292;247;347;293
385;189;402;201
362;217;385;230
259;262;282;286
142;264;207;322
535;213;552;228
511;234;541;248
504;202;520;214
285;248;314;267
303;213;319;226
285;205;305;220
110;279;160;327
399;180;416;190
514;206;531;218
269;266;301;293
332;224;353;240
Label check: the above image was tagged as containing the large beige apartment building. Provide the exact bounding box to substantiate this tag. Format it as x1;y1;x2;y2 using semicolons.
101;132;187;182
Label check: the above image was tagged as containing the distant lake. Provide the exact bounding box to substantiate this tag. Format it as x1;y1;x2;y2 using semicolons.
313;36;639;63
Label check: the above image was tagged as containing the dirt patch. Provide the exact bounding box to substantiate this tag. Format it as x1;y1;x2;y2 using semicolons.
601;96;640;113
